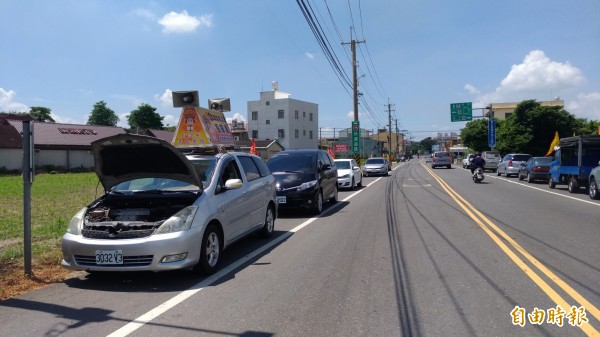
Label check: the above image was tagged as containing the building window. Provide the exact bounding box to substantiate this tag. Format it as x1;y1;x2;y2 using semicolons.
295;129;299;138
303;111;306;118
309;112;313;121
266;120;270;125
295;110;299;119
278;110;284;119
252;130;258;139
278;129;285;138
252;111;258;120
266;101;270;106
303;130;306;136
309;131;313;139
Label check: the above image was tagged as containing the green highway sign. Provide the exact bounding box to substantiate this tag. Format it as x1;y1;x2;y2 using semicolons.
450;102;473;122
351;121;360;155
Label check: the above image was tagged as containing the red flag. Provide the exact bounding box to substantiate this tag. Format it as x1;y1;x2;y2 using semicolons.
250;138;257;155
328;147;335;159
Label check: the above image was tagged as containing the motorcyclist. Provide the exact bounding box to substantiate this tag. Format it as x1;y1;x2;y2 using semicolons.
470;153;486;174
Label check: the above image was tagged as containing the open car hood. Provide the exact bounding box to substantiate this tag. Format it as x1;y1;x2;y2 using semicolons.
91;134;202;191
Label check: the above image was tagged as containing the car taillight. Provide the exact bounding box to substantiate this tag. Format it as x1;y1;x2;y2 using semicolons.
508;159;513;167
533;167;549;173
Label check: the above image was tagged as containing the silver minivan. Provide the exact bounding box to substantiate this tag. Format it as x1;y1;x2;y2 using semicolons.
482;151;500;172
432;151;451;169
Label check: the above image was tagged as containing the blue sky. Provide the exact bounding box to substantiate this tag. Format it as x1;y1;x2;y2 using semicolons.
1;0;598;141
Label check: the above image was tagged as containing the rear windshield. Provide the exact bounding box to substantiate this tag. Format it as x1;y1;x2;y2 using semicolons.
434;152;449;158
366;158;385;164
533;157;552;165
484;152;499;158
334;160;351;169
512;155;531;161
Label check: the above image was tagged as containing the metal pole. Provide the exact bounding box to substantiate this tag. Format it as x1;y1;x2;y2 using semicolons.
22;121;32;277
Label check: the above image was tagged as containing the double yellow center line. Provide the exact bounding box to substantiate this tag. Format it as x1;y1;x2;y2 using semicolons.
424;165;599;336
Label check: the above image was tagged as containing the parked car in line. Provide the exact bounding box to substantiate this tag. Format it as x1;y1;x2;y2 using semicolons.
497;153;532;177
266;149;338;214
61;134;277;275
481;151;500;172
362;157;389;176
518;156;552;182
589;161;600;200
334;158;363;190
431;151;451;169
425;155;432;163
462;153;476;169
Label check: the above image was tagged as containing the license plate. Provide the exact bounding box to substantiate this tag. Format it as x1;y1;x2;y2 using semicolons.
277;196;286;204
95;250;123;265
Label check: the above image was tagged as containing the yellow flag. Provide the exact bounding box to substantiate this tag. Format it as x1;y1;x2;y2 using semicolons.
545;131;559;156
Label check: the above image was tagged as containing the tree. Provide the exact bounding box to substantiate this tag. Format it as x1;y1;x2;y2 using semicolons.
460;119;491;152
127;103;164;130
29;106;55;122
495;101;579;156
87;101;119;126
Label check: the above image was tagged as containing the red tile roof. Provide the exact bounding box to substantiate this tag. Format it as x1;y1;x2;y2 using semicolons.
7;120;126;148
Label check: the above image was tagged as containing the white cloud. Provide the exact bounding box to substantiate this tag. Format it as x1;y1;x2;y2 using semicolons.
567;92;600;120
158;11;212;33
465;50;592;115
155;89;173;107
162;114;178;128
0;87;28;112
305;52;315;60
230;112;247;123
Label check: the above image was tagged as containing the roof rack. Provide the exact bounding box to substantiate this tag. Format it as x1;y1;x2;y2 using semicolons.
179;144;237;155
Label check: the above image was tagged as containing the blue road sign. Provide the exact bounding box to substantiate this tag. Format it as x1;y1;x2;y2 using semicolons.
488;119;496;148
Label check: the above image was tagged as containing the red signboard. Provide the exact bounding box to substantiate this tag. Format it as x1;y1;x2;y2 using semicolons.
334;144;349;153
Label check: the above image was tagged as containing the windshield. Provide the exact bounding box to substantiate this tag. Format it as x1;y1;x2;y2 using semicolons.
189;158;217;188
366;159;385;164
112;178;200;192
267;154;315;173
334;160;351;169
533;157;552;165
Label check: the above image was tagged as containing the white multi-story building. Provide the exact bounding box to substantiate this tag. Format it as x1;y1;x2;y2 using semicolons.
247;81;318;150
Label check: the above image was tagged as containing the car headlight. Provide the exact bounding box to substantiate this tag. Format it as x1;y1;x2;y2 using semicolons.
340;174;350;179
67;207;87;235
297;180;318;191
155;206;198;234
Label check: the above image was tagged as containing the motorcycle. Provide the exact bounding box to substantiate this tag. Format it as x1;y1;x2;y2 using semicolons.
472;167;484;183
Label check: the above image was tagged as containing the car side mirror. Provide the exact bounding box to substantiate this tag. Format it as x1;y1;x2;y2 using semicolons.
321;163;331;171
224;179;243;190
353;166;359;170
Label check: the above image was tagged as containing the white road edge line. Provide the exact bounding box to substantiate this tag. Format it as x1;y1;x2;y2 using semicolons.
107;173;381;337
487;173;600;207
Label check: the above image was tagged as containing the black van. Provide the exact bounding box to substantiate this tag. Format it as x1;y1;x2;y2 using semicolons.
266;149;338;214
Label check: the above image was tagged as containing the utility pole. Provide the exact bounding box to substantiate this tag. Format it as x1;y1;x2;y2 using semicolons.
342;28;365;162
395;119;399;157
387;99;395;159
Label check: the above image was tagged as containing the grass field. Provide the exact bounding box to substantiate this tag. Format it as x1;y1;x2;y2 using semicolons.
0;172;100;299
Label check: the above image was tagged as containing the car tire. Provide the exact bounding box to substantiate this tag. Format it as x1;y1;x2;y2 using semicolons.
568;177;579;193
260;205;275;238
313;191;323;214
447;165;451;169
330;186;338;203
195;223;221;275
548;176;556;189
350;178;355;190
589;178;600;200
518;172;524;180
527;172;534;183
497;170;501;176
357;175;362;187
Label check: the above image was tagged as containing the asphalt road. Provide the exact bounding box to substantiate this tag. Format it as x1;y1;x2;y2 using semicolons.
1;160;598;337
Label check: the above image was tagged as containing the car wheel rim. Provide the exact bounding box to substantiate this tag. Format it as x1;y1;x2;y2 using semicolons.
266;208;274;233
590;181;598;198
205;232;220;267
317;193;323;212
